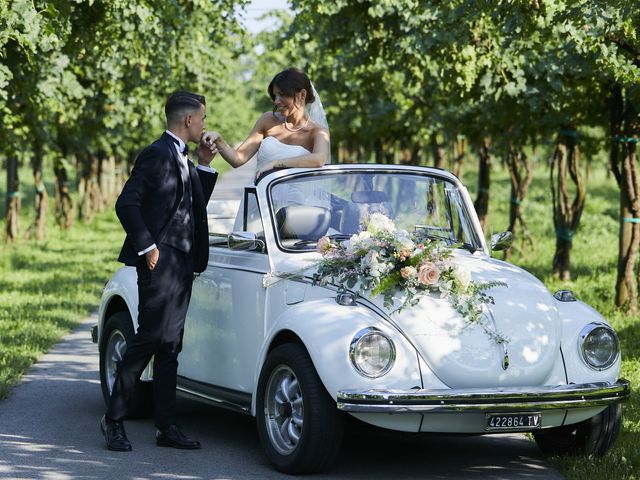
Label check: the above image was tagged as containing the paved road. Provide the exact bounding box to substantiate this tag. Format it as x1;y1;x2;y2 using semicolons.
0;316;564;480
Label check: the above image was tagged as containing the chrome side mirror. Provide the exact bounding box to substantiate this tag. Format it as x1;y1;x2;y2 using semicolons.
228;231;265;252
490;231;513;252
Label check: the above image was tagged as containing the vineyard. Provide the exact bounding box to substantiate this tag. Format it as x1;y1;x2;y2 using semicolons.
1;1;640;479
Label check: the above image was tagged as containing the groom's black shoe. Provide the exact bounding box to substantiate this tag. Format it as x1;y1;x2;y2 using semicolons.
156;425;201;449
100;415;132;452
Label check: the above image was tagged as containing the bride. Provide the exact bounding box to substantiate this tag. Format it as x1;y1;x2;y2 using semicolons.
203;68;330;183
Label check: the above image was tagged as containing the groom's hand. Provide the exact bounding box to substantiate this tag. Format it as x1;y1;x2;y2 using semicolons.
196;132;218;165
145;247;159;270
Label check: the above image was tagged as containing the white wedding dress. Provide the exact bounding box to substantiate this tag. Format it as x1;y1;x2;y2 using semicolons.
233;136;330;231
257;135;311;168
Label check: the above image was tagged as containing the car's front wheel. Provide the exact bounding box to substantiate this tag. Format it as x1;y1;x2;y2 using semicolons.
533;403;622;456
99;311;154;418
256;343;343;474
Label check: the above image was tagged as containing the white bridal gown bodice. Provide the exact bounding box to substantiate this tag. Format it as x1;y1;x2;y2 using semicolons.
256;135;311;169
233;136;330;231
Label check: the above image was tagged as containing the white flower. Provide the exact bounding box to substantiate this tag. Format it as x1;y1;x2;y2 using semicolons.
362;250;379;270
395;229;415;252
454;266;471;288
347;231;374;254
367;212;395;233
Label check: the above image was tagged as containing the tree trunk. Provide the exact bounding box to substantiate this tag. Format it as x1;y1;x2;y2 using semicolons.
373;139;383;164
504;146;534;260
430;132;446;169
453;134;467;178
115;156;126;194
618;141;640;313
550;128;586;280
474;137;491;233
27;140;49;241
4;157;20;242
92;152;105;212
54;156;74;229
610;84;640;311
77;151;95;223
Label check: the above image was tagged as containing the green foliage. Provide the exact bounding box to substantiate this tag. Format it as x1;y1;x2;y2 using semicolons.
288;0;640;157
0;0;253;166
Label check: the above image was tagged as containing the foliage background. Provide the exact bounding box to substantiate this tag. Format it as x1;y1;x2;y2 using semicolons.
1;1;640;479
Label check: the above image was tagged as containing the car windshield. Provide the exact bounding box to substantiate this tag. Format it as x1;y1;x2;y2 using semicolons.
269;171;481;252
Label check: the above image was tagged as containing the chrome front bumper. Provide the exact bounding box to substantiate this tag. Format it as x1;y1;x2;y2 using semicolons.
337;379;631;413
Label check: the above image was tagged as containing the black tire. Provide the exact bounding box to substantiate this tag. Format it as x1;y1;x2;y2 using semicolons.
256;343;344;474
99;311;154;419
533;403;622;456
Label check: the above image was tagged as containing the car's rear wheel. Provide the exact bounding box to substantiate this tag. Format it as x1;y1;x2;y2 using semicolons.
533;403;622;456
99;311;154;418
256;343;343;473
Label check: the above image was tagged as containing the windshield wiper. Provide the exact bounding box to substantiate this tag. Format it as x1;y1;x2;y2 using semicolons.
328;233;352;241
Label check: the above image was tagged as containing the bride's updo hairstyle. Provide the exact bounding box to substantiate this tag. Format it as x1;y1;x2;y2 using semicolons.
268;68;316;108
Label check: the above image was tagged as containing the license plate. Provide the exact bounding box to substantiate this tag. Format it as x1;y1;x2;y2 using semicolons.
485;412;541;431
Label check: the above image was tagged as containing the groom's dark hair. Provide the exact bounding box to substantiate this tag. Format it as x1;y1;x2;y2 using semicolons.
165;91;206;125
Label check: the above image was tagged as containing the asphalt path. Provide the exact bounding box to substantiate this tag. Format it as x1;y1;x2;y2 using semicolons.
0;315;565;480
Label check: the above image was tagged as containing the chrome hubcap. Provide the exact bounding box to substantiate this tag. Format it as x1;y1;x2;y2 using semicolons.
105;330;126;394
264;365;304;455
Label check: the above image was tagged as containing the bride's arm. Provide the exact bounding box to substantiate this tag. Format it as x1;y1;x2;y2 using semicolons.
204;114;270;168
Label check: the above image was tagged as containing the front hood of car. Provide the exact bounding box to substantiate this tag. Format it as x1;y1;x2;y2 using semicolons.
373;254;562;389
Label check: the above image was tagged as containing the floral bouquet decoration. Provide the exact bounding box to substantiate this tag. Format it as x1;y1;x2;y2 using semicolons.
314;213;508;345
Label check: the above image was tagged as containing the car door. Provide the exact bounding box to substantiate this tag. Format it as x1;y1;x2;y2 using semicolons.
179;189;269;398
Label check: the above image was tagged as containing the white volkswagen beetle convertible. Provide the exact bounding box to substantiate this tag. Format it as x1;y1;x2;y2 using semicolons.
95;165;630;473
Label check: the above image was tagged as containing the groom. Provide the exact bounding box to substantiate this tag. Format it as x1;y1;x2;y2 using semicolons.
100;91;218;451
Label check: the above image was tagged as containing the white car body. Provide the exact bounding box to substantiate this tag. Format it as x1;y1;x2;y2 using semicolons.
97;164;629;472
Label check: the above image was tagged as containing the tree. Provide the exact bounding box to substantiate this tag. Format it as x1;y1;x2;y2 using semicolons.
1;0;251;240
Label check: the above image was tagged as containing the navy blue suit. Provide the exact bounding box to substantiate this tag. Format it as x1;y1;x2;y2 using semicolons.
115;132;216;273
107;132;216;428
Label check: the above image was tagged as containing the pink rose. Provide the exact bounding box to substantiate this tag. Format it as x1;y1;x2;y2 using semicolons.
317;236;332;254
398;248;412;261
400;266;417;280
418;262;440;286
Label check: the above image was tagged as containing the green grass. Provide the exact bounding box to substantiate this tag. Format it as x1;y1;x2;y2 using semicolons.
0;209;123;398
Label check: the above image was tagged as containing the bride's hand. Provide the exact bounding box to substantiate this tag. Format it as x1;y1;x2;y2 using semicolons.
202;131;224;148
254;161;275;182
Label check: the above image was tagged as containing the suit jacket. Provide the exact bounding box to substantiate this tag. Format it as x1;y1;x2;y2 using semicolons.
116;132;217;273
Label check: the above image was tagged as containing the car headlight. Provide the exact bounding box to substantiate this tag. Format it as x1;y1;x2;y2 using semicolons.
579;322;619;370
349;327;395;378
